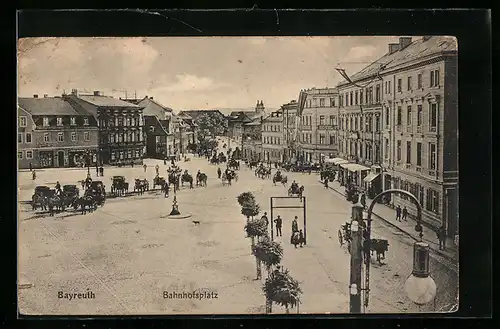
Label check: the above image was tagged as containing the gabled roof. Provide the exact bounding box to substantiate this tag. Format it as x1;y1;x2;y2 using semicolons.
18;97;86;116
343;36;457;84
77;95;143;108
230;110;254;117
137;97;173;118
179;110;225;119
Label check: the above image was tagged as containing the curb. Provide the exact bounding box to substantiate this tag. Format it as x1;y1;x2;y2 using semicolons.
319;180;457;264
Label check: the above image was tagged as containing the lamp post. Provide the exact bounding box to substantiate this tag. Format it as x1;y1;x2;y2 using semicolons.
349;189;437;312
86;149;91;176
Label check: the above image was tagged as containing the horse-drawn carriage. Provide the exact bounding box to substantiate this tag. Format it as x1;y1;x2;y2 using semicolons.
338;221;390;264
272;172;288;186
227;158;240;170
196;171;208;187
181;171;194;189
255;166;271;179
288;184;304;197
320;168;337;182
221;170;237;186
134;178;149;194
84;180;106;207
31;186;51;210
111;176;129;196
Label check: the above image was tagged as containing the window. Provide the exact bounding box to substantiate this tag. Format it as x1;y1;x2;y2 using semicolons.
19;116;27;127
397;78;402;92
384;138;389;159
83;117;89;126
319;116;325;125
406;141;412;164
350;92;353;106
384;81;387;94
26;150;33;159
330;135;335;145
388;81;391;94
397;140;402;161
365;88;369;103
417;73;422;89
319;134;325;145
417;105;423;126
330;115;335;126
57;132;64;142
360;90;364;104
44;133;49;142
430;69;440;87
407;76;412;91
43;117;49;127
369;87;373;103
375;84;380;103
84;132;90;141
128;150;132;159
18;133;23;143
397;107;402;125
120;152;124;160
368;116;373;132
429;143;436;170
25;132;32;143
430;103;438;131
426;189;440;214
131;117;135;126
70;117;76;125
71;132;77;142
330;98;336;107
375;115;380;132
111;152;116;161
57;117;63;126
110;134;115;143
416;142;422;166
407;106;412;125
320;98;325;107
354;117;358;131
149;126;155;132
18;151;23;159
385;108;390;126
355;91;358;105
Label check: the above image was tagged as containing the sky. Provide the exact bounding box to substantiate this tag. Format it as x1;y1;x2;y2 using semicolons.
18;36;409;111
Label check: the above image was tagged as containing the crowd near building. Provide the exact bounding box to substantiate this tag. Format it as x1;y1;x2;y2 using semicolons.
17;36;457;237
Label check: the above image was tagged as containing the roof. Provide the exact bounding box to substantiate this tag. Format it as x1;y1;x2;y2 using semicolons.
230;110;254;117
18;97;84;116
179;110;225;119
244;120;262;126
137;97;173;117
77;95;142;108
343;36;457;84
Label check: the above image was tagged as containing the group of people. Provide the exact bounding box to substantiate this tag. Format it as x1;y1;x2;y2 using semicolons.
259;212;305;248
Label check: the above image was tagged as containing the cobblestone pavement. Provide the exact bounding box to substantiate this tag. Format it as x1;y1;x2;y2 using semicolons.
18;137;457;315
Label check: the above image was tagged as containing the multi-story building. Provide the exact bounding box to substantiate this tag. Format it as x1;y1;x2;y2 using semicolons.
227;111;253;142
337;36;458;236
64;89;145;165
281;100;298;162
18;95;99;169
296;87;339;163
174;113;197;155
261;110;283;163
242;101;266;161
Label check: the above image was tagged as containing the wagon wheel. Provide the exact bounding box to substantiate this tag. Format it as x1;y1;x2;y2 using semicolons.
338;229;343;246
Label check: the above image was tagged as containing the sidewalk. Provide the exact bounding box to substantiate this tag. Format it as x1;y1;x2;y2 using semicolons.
320;179;458;264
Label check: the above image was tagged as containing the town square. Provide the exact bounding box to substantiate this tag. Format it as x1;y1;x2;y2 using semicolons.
17;36;459;315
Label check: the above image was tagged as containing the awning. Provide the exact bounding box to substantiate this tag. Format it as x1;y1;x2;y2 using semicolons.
326;157;349;165
363;172;381;183
340;163;371;172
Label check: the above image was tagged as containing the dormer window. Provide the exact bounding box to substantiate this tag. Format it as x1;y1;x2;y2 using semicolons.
43;117;49;127
57;117;63;126
83;117;89;126
70;117;76;126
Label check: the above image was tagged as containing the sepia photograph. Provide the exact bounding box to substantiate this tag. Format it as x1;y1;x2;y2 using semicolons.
17;35;459;315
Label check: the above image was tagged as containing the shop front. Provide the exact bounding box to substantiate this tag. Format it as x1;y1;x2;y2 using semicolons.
38;150;54;168
340;162;370;189
363;166;383;199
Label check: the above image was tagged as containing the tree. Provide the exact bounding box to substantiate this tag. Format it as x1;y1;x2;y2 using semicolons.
241;201;260;221
237;192;255;207
252;237;284;313
194;112;228;140
263;267;302;314
244;218;268;279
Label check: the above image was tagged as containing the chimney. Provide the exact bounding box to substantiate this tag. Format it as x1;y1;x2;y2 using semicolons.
43;94;48;98
93;90;101;96
33;94;38;98
399;37;412;50
388;43;400;54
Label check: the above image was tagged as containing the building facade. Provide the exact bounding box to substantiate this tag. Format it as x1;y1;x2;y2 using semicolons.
296;88;339;163
336;36;458;236
241;101;266;161
281;100;298;162
261;111;283;163
18;95;99;169
65;90;145;165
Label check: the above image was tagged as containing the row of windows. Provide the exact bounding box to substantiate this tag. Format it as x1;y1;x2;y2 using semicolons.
304;97;336;109
109;132;143;143
392;140;437;169
99;115;143;127
340;141;381;163
392;177;440;214
339;114;381;132
395;69;440;93
19;132;91;143
263;124;281;132
263;136;281;144
18;150;34;159
18;116;90;128
110;150;142;160
392;103;438;131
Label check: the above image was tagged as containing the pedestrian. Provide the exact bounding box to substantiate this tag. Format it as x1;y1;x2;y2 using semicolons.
96;165;99;177
217;167;222;179
291;216;298;233
261;212;269;228
274;215;283;237
29;162;32;171
131;161;134;168
299;229;304;247
143;164;147;172
437;225;447;250
100;165;104;177
164;158;167;165
155;164;160;175
324;178;329;189
360;193;366;208
395;205;402;222
402;206;408;221
32;169;36;180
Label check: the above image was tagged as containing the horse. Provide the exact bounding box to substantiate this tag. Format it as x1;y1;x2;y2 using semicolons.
181;173;194;189
134;179;148;195
221;172;231;186
196;172;208;187
153;176;167;191
366;239;390;265
73;196;97;215
288;185;305;198
31;194;48;211
280;176;288;187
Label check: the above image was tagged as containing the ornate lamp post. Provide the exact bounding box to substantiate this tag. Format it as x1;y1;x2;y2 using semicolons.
349;189;437;312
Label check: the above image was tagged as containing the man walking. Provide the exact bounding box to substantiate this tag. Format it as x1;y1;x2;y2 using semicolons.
291;216;299;233
402;206;408;221
274;215;283;237
95;163;100;177
217;167;222;179
99;165;104;177
437;225;447;250
143;163;147;172
155;164;160;176
395;205;402;222
360;192;366;209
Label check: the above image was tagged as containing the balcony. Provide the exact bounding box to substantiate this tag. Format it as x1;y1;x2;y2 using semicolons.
429;126;437;133
416;166;422;172
404;163;411;169
428;169;436;176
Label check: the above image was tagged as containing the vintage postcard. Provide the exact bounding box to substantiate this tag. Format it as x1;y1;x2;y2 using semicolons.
17;36;458;315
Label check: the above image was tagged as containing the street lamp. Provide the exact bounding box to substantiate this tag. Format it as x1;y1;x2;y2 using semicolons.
349;189;437;312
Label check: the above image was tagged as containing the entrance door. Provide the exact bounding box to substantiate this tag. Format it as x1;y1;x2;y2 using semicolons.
58;151;65;167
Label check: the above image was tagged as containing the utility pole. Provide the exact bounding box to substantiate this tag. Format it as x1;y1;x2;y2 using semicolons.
349;203;364;313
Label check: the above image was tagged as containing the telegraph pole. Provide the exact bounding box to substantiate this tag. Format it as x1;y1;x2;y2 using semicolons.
349;202;364;313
